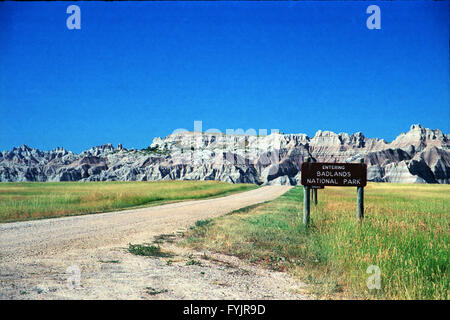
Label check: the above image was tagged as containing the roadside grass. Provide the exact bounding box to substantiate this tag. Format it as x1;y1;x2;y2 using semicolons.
128;243;173;258
194;219;213;228
145;287;168;295
186;258;202;266
181;183;449;299
0;180;257;223
99;260;120;264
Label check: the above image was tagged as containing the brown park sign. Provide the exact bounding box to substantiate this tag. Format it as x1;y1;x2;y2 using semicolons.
301;162;367;187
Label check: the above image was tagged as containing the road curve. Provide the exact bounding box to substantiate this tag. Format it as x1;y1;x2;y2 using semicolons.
0;186;291;260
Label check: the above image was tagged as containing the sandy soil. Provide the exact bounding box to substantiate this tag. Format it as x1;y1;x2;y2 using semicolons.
0;186;310;300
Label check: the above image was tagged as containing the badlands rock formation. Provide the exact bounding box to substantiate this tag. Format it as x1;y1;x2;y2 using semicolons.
1;125;448;185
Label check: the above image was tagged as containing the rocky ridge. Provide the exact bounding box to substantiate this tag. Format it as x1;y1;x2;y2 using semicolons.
1;124;449;185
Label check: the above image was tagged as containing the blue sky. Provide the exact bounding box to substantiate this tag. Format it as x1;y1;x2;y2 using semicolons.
0;1;448;153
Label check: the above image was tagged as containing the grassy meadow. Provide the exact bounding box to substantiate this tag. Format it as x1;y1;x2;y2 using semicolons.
182;183;449;299
0;180;257;223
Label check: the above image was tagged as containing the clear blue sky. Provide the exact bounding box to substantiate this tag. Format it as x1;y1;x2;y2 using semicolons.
0;1;448;153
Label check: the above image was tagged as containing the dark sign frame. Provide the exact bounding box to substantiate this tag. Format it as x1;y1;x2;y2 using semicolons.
300;158;367;226
301;162;367;187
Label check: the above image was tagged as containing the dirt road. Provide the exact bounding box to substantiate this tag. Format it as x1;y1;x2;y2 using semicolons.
0;185;310;300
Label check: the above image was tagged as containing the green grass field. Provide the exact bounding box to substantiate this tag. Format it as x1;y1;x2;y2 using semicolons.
0;180;257;223
182;183;449;299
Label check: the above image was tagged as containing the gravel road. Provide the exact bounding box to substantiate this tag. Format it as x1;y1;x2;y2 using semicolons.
0;186;310;300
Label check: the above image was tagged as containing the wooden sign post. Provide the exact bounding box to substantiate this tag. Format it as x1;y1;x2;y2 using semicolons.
311;185;324;206
301;158;367;226
357;158;364;220
303;158;311;226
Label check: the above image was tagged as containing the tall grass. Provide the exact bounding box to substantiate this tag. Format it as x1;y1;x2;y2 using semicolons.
182;183;449;299
0;180;257;223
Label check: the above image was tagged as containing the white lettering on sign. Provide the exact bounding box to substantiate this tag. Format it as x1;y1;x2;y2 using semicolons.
343;179;361;185
307;177;361;186
307;178;338;185
321;165;345;170
316;171;352;178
